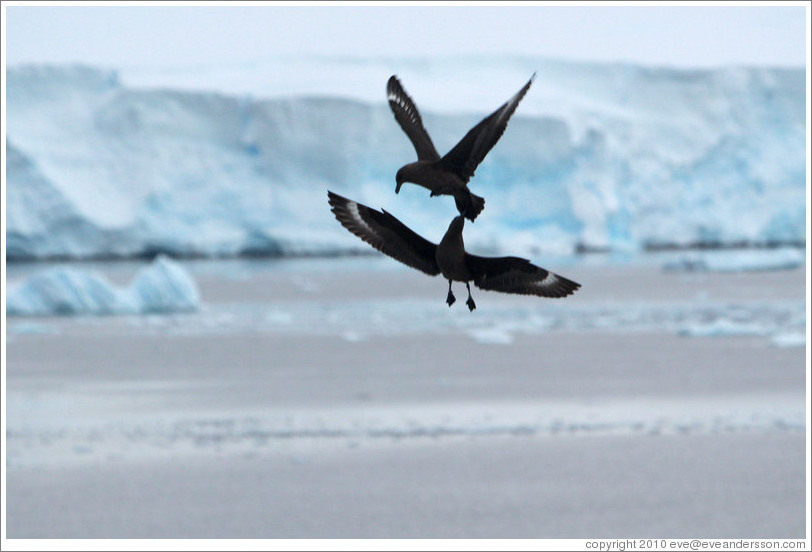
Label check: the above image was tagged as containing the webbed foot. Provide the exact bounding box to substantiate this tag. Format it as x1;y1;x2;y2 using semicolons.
446;290;456;307
465;282;476;312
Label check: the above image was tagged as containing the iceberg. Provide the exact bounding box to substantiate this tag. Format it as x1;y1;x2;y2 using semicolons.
6;255;201;316
5;57;806;261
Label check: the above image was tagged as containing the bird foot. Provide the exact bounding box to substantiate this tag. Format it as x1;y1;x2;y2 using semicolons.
446;290;456;307
466;296;476;312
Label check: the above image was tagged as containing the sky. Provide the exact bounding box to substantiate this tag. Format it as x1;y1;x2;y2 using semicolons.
3;2;809;70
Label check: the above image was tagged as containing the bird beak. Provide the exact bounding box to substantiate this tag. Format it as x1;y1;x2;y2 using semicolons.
395;179;403;194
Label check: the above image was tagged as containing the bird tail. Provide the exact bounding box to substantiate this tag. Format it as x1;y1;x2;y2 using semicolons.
462;191;486;222
454;190;485;222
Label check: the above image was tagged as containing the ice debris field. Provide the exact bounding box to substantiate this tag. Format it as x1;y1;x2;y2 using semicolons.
5;56;806;261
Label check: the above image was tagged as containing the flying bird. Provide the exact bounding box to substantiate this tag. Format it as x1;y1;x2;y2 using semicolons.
328;191;580;311
387;73;535;222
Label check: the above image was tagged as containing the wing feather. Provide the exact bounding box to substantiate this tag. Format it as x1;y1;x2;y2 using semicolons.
466;253;580;298
440;74;535;182
387;76;441;162
328;191;440;276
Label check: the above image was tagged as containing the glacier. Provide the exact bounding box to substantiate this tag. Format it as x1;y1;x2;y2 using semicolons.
4;57;806;261
6;254;200;316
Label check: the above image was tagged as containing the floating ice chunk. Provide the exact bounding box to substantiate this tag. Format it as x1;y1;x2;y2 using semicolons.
7;322;57;335
6;255;200;316
770;332;806;348
467;326;515;345
341;331;367;343
128;255;200;313
677;320;772;338
265;310;294;325
663;248;804;273
6;268;134;316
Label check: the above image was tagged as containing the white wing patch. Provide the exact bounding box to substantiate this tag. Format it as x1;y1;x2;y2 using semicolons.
347;200;380;241
534;272;558;289
388;92;420;126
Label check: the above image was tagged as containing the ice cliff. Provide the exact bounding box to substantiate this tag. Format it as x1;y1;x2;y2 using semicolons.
5;57;806;260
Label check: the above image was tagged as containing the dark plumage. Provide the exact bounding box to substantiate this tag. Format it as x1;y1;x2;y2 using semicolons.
328;191;580;311
387;73;535;222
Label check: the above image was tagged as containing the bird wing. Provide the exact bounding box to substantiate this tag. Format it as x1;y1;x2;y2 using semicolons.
440;73;535;182
465;252;580;298
387;75;441;162
328;191;440;276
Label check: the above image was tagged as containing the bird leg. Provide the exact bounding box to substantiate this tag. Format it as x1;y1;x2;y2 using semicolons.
465;282;476;312
446;280;456;307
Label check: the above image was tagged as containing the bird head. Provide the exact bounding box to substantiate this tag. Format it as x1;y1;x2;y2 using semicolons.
447;215;466;235
395;167;406;194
